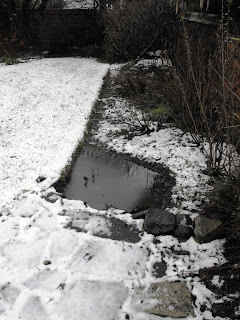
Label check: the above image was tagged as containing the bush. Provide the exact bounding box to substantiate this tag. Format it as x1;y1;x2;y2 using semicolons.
0;55;19;65
103;0;177;62
169;18;240;173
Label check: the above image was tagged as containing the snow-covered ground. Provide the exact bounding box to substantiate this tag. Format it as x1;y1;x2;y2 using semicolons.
64;0;96;9
0;57;108;210
0;58;228;319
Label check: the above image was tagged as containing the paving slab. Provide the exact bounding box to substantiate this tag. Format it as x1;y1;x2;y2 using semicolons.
132;281;194;318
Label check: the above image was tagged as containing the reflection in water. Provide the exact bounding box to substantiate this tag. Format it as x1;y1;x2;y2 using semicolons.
64;146;163;212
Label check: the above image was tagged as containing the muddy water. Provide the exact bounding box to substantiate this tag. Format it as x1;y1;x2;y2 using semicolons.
63;145;168;212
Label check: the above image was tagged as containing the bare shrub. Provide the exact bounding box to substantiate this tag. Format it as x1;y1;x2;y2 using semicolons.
103;0;177;62
169;17;240;173
47;0;67;8
116;63;179;107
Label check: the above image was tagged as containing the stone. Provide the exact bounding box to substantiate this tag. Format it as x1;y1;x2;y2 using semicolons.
144;208;175;236
66;210;140;243
174;214;194;242
56;280;128;320
194;215;225;243
131;210;147;220
43;260;51;265
20;296;49;320
42;50;50;55
132;281;194;318
108;217;140;243
43;192;61;203
152;261;167;278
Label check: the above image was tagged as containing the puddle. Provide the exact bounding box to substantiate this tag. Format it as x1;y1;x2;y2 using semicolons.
63;145;172;212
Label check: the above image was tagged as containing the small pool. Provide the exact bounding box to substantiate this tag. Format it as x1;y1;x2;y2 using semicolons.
63;145;167;212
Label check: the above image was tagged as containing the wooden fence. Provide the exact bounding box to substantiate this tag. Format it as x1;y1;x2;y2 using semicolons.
0;9;10;39
0;8;103;48
32;9;103;48
228;41;240;96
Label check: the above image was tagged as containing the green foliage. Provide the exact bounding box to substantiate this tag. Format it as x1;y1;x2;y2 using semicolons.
0;55;19;65
193;237;201;243
150;104;172;123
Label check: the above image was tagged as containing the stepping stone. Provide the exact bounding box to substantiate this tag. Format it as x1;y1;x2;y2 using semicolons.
55;280;128;320
132;281;194;318
69;238;147;281
20;296;49;320
107;217;140;243
66;210;140;243
24;270;65;291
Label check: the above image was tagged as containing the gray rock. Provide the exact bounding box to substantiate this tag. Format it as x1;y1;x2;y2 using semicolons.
43;192;61;203
144;208;175;236
152;261;167;278
131;210;147;220
194;215;225;243
108;217;140;243
174;214;194;242
42;50;50;55
132;281;194;318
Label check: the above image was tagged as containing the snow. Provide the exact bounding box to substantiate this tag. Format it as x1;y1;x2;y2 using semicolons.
0;58;229;319
64;0;96;9
211;275;224;288
0;57;109;210
135;58;172;69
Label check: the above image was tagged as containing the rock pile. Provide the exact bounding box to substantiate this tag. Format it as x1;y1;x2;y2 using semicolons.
132;208;225;243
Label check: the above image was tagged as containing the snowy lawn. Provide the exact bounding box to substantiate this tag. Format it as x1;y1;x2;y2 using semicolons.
0;57;108;209
0;59;227;320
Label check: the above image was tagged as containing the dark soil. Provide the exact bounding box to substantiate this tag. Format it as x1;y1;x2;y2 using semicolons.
199;178;240;319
